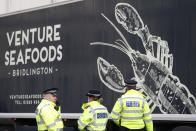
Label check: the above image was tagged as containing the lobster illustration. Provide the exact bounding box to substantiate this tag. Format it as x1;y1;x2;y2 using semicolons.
90;3;196;114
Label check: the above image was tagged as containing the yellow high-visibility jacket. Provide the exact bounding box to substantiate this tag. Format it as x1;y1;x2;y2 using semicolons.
35;99;64;131
111;90;153;131
78;101;109;131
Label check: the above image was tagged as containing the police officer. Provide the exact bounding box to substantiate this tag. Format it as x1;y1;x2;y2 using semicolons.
35;88;64;131
78;89;109;131
111;79;153;131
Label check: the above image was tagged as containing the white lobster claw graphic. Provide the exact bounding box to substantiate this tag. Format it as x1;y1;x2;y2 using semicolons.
97;57;125;93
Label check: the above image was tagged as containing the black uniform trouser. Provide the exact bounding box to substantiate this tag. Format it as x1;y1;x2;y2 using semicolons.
120;126;146;131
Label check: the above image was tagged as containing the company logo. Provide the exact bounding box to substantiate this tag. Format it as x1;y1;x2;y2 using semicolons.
4;24;63;77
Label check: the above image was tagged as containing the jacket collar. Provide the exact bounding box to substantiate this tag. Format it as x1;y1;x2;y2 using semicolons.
124;89;146;98
43;99;56;106
82;101;100;110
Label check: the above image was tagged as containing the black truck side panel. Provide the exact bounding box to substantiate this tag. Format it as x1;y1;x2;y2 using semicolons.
0;0;196;115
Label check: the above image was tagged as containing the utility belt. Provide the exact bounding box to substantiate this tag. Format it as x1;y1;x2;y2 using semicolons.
43;128;63;131
120;126;145;131
85;127;105;131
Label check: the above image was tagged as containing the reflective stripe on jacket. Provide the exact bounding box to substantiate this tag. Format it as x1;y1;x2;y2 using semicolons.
78;101;109;131
111;90;153;131
35;99;64;131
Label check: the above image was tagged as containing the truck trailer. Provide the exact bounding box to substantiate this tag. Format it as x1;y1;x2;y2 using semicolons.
0;0;196;130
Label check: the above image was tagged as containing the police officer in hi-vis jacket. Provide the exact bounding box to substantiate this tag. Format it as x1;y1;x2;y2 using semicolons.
35;88;64;131
111;79;153;131
78;89;109;131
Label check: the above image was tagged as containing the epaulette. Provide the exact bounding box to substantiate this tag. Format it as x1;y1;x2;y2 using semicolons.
138;91;147;98
85;105;90;109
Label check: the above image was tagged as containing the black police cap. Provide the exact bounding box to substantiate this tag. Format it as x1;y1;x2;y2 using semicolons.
124;79;137;87
86;89;102;97
43;88;58;96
